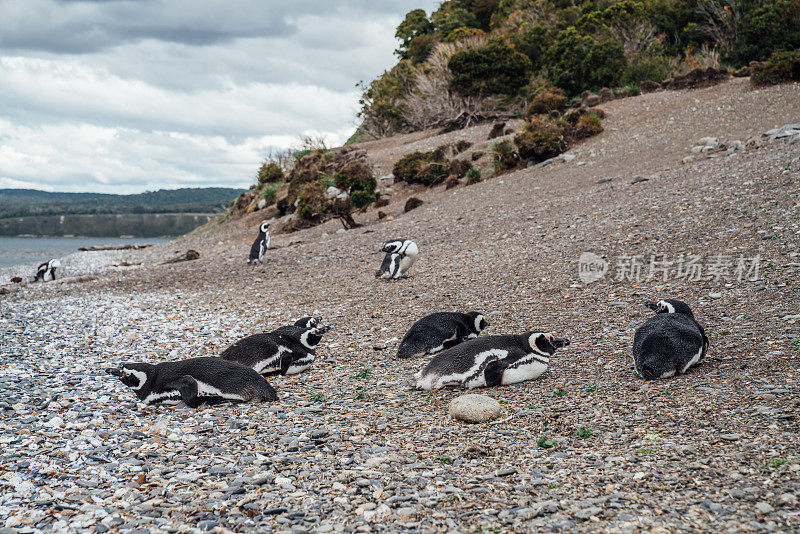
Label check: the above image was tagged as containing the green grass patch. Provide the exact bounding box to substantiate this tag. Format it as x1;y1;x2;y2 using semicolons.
309;393;325;403
537;435;558;449
577;425;594;439
553;386;568;397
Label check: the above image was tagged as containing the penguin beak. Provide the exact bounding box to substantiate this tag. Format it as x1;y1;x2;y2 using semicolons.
644;301;660;312
553;337;570;348
316;325;331;335
107;368;123;377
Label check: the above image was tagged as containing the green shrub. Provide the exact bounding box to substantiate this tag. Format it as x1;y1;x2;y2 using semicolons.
257;161;284;185
752;49;800;86
545;27;626;96
432;2;480;37
572;112;604;140
296;182;326;220
527;87;568;115
621;52;675;85
407;33;438;64
333;162;380;209
465;167;482;184
393;152;431;182
395;9;434;59
261;183;281;204
445;26;486;42
449;39;533;97
512;24;550;71
491;139;518;172
514;119;566;161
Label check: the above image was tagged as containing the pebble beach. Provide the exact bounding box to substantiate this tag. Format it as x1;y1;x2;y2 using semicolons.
2;78;800;533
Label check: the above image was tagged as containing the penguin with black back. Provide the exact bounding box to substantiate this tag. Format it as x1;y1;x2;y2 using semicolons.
248;221;271;265
397;311;489;358
633;298;708;379
376;239;418;279
415;329;570;390
220;326;328;376
33;259;61;282
108;357;278;407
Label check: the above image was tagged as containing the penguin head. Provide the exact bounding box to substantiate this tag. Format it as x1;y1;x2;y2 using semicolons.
108;363;153;390
294;316;320;328
645;298;694;319
50;259;62;269
260;221;271;234
526;331;570;356
466;312;489;333
381;240;404;253
299;327;328;349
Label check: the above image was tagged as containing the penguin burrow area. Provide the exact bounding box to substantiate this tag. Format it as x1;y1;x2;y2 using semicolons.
5;84;800;532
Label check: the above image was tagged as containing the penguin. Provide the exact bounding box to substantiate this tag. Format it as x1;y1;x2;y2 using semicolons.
248;221;271;265
33;259;61;282
633;298;709;379
375;239;418;279
107;357;278;407
220;326;328;376
397;311;489;359
414;330;570;390
272;316;322;335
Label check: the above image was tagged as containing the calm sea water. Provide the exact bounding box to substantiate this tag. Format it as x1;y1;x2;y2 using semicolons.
0;236;172;269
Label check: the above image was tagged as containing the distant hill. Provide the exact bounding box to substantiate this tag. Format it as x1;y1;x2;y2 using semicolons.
0;187;245;219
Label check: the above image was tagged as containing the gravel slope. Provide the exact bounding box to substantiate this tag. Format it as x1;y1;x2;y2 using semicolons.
1;78;799;533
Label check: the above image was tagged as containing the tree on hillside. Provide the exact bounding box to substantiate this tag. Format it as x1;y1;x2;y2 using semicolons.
396;9;434;59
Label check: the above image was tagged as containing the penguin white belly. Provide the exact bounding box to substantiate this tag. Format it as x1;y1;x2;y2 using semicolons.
196;381;246;401
397;254;417;277
143;390;182;405
253;346;291;374
501;359;549;385
418;349;506;390
285;355;315;375
681;346;704;373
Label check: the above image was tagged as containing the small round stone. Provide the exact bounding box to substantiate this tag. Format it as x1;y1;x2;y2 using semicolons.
448;394;502;423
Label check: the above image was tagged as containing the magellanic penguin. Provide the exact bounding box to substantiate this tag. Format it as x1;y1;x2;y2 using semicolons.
248;221;271;265
33;259;61;282
633;298;708;379
220;326;329;376
376;239;418;279
397;311;489;359
414;330;570;390
272;316;322;335
108;357;278;407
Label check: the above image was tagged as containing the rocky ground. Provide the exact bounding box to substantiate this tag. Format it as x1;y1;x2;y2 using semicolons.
1;77;799;533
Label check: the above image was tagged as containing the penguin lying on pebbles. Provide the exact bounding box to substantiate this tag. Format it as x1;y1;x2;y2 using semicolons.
248;221;271;265
415;330;570;390
108;357;277;407
220;326;329;376
633;298;708;379
272;316;321;335
397;311;489;358
376;239;418;279
33;259;61;282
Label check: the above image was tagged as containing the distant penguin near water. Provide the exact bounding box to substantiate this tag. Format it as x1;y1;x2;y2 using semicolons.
32;259;61;282
108;357;278;407
414;330;570;390
633;298;708;379
397;311;489;359
248;221;271;265
220;326;329;376
376;239;418;279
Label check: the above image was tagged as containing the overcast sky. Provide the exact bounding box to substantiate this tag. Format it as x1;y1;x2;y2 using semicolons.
0;0;439;193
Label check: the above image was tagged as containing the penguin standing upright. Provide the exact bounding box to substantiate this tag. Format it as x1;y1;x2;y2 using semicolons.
396;311;489;358
248;221;271;265
32;259;61;282
633;298;708;379
108;357;278;407
375;239;418;279
414;330;570;390
220;326;329;376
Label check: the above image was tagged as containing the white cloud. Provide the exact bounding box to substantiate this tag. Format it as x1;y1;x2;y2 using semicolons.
0;0;440;193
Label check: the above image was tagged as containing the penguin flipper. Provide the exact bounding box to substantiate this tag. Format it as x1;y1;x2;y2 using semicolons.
484;360;506;387
169;376;204;408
